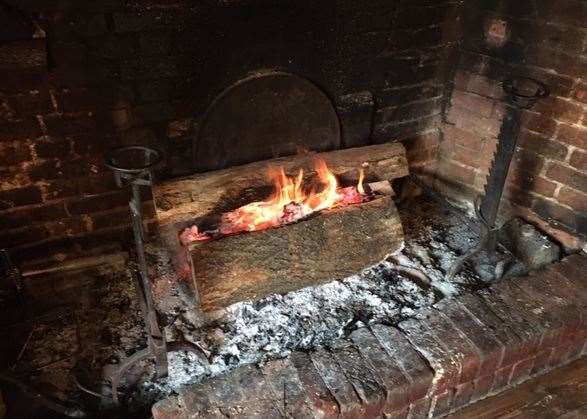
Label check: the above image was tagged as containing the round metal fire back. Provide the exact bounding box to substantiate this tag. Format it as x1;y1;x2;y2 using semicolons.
104;145;163;175
193;72;341;172
502;77;549;109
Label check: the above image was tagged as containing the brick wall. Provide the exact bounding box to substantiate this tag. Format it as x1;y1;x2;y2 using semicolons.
0;0;462;260
436;0;587;239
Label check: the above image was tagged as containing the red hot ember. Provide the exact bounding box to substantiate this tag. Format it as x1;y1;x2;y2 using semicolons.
179;159;368;245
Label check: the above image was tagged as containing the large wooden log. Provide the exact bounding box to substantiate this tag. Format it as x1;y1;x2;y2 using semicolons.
188;194;403;312
153;142;408;225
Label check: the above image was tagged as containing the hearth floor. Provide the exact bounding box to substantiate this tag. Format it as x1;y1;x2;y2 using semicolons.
153;253;586;418
1;197;584;419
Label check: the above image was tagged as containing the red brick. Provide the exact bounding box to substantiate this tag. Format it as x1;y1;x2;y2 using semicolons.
569;149;587;170
0;39;46;71
458;294;529;366
9;90;53;116
507;176;557;199
33;137;72;159
509;357;535;385
546;163;587;192
332;344;387;418
426;312;481;385
434;301;504;373
471;375;494;402
397;316;460;395
574;82;587;104
0;224;50;248
290;352;339;419
448;106;502;138
310;349;365;418
531;349;554;375
437;159;477;185
520;110;557;138
557;124;587;150
260;358;316;418
454;72;503;99
443;124;484;151
491;365;513;392
558;187;587;212
452;381;475;410
430;390;453;417
532;198;586;235
479;291;543;359
350;328;410;413
88;208;131;230
66;190;130;215
451;90;494;117
517;130;568;161
370;325;434;403
534;97;584;124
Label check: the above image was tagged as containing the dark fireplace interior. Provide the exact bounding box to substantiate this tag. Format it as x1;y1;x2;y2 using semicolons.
0;0;585;418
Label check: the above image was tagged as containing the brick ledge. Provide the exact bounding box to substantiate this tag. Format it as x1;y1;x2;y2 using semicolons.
152;253;587;419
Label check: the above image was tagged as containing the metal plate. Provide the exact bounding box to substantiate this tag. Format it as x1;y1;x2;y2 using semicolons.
193;72;340;172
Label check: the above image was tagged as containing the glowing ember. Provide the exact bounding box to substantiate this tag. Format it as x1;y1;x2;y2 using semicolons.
179;159;368;245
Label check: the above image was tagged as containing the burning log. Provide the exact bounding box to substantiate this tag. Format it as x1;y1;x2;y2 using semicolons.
187;190;403;312
151;143;409;314
153;142;408;223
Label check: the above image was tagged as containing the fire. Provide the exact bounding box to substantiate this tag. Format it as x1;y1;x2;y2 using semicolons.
180;159;367;245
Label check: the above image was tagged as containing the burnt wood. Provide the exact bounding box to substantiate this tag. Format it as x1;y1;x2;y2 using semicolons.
187;194;403;312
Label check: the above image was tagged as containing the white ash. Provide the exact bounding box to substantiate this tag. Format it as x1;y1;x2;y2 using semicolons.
132;198;498;399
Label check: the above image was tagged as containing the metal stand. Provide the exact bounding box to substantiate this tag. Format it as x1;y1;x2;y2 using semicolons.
104;146;168;402
447;77;549;280
105;146;209;403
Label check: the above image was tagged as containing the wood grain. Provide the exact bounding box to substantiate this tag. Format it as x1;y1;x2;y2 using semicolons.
188;195;403;312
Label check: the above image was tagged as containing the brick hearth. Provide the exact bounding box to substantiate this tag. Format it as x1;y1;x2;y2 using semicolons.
152;253;586;419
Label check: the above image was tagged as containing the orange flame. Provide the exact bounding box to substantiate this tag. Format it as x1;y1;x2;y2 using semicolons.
179;159;368;245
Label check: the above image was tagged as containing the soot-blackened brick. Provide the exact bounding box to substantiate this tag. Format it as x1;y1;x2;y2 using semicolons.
493;281;562;349
434;300;504;373
425;311;481;385
350;328;411;413
397;315;460;395
0;119;41;142
0;224;49;248
373;115;441;144
375;98;443;126
310;348;365;418
0;202;68;230
457;294;525;367
532;199;587;236
290;352;339;419
332;343;387;418
66;190;130;216
547;163;587;193
0;39;46;71
336;92;374;148
478;290;542;359
261;358;315;419
370;324;434;402
0;185;43;209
